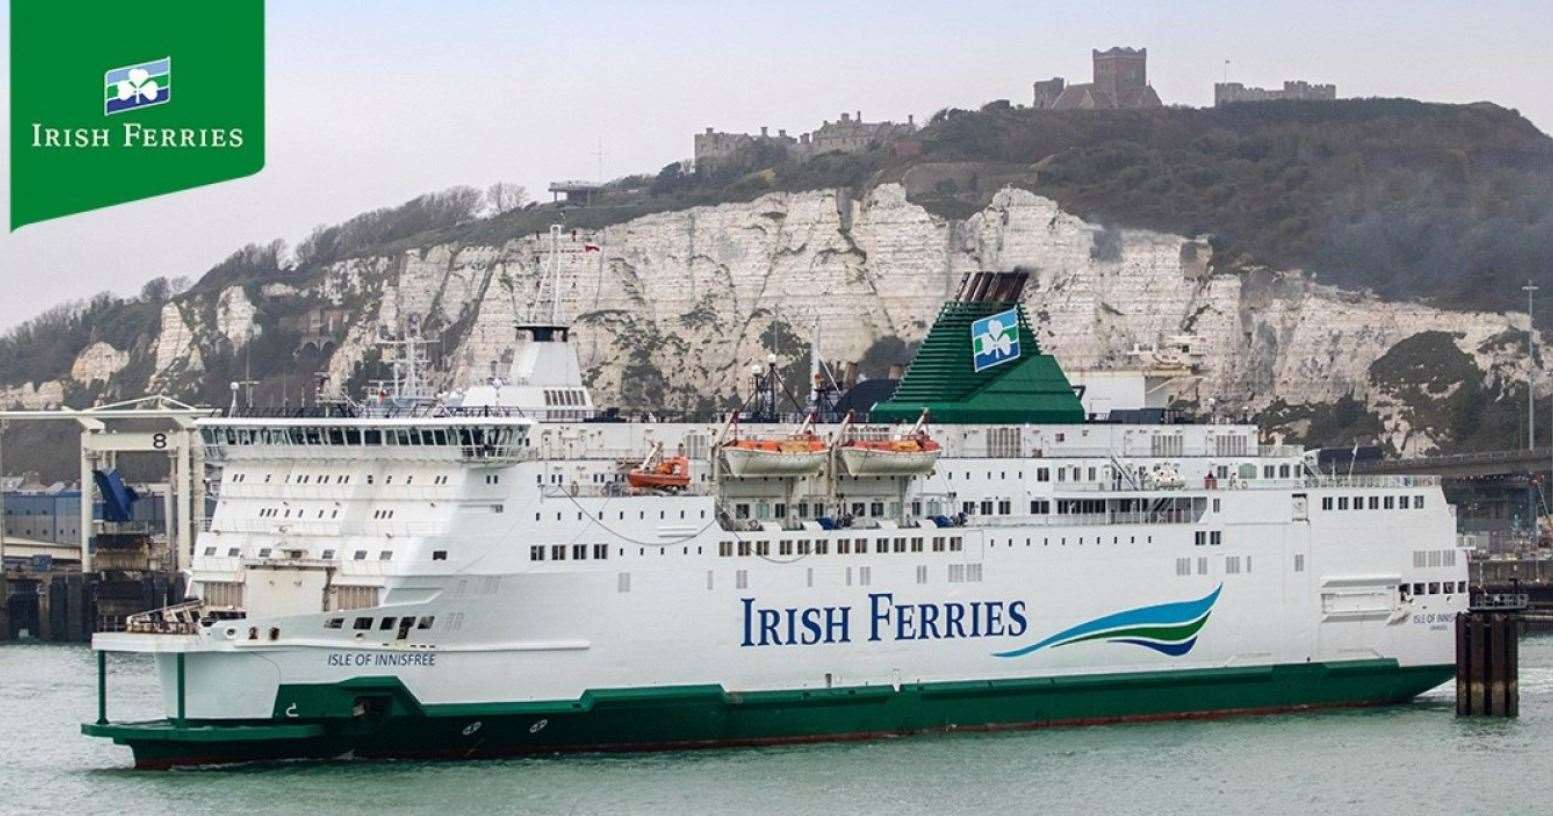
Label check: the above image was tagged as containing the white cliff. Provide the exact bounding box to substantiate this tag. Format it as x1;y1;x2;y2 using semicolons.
24;184;1537;455
70;341;129;385
149;301;203;387
291;184;1535;454
215;286;260;348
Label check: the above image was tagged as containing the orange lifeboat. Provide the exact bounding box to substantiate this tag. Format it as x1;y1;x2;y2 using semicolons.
721;433;828;477
839;432;942;476
628;455;691;491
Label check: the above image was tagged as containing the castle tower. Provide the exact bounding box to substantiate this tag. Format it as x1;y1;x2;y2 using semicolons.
1093;47;1147;101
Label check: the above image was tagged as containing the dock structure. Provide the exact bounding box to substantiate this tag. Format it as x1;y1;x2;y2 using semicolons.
1456;593;1525;717
0;396;214;641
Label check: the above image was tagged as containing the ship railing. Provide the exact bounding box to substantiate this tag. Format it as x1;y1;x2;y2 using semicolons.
1470;592;1530;611
540;483;715;499
201;518;446;536
118;600;243;635
1058;474;1441;493
970;510;1199;528
457;446;536;465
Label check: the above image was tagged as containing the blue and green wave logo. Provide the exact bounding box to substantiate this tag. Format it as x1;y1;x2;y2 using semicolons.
993;584;1221;658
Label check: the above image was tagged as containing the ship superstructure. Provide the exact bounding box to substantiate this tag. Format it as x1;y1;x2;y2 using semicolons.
84;271;1466;768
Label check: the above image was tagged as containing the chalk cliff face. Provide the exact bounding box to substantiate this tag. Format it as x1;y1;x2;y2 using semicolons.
6;184;1542;455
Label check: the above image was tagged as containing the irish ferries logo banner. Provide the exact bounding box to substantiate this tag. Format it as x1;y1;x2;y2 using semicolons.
105;58;172;116
993;585;1221;658
9;3;264;229
970;308;1021;372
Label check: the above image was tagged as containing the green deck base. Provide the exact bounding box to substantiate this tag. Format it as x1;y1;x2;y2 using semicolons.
85;660;1454;769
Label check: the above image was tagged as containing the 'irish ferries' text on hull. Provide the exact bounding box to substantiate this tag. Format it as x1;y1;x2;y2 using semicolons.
84;270;1464;768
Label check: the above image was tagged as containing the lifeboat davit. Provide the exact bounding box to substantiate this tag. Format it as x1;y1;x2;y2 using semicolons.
839;433;942;476
722;434;828;477
628;456;691;491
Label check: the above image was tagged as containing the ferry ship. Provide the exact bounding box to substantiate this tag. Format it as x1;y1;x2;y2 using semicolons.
83;270;1466;768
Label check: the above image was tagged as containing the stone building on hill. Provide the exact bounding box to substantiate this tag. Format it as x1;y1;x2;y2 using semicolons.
694;112;916;169
1031;47;1163;110
1214;80;1337;106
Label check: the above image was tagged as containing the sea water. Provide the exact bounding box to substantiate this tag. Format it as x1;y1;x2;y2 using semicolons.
4;638;1550;816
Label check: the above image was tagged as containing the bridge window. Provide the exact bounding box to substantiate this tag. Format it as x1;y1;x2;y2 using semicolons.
353;617;372;631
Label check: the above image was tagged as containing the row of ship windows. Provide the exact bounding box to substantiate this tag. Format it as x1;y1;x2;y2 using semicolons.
207;426;523;448
324;614;435;637
735;497;1211;522
716;536;968;558
1402;581;1467;598
542;508;709;522
201;546;451;562
229;472;459;487
1321;495;1426;511
623;563;986;594
530;544;612;562
940;462;1293;484
257;507;343;519
987;535;1156;546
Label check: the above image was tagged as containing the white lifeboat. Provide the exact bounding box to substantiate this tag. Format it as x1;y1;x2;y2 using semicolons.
839;432;942;476
722;434;828;477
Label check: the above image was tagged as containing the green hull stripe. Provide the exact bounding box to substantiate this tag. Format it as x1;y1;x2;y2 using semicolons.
84;660;1454;768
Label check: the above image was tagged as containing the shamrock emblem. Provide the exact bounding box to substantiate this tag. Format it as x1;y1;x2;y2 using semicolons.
981;318;1014;356
115;68;161;104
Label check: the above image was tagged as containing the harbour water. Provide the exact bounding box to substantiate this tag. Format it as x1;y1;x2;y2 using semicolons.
6;638;1551;816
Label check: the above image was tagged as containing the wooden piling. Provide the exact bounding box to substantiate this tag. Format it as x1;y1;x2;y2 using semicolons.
1457;597;1525;717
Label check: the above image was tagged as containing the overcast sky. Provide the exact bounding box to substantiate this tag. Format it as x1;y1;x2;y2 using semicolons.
2;0;1549;329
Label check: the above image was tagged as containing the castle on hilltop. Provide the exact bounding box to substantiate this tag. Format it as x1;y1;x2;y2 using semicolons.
1031;48;1163;110
1214;80;1337;106
693;111;917;170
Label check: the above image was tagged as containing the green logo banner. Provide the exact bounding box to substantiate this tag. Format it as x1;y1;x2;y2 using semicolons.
9;1;265;229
